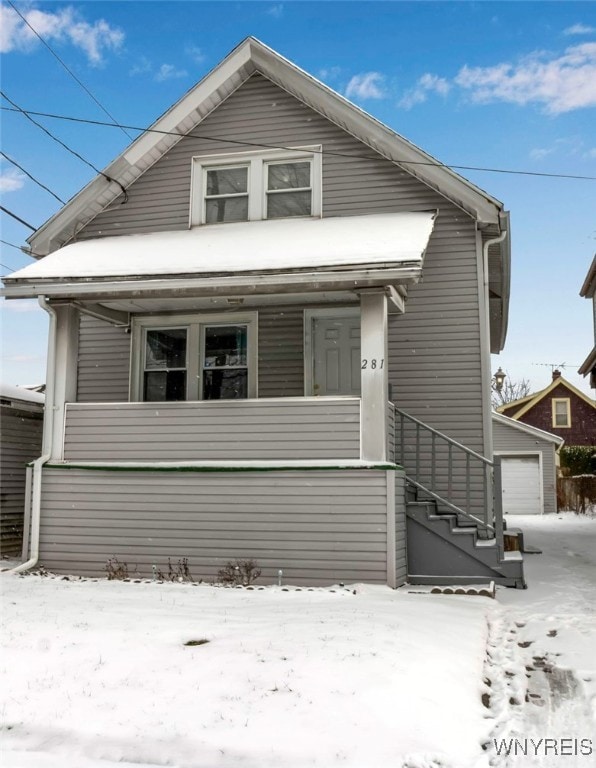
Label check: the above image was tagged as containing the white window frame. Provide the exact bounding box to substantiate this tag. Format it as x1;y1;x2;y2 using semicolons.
552;398;571;428
190;146;322;226
130;313;258;402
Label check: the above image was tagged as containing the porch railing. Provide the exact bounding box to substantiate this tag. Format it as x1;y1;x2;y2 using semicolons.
394;408;504;547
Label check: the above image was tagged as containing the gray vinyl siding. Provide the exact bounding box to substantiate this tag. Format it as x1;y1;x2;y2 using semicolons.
63;399;360;461
75;74;455;239
394;470;407;587
39;468;388;584
77;315;130;402
258;308;304;397
0;405;43;555
71;73;488;517
492;419;558;515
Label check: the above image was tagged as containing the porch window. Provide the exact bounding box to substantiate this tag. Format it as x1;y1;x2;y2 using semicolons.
202;325;248;400
132;313;257;402
552;398;571;428
143;328;187;401
190;146;321;226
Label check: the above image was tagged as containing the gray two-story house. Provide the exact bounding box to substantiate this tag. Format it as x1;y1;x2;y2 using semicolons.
2;38;524;588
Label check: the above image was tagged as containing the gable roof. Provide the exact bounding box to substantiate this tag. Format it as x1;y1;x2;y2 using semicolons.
492;411;564;447
27;37;505;259
496;375;596;420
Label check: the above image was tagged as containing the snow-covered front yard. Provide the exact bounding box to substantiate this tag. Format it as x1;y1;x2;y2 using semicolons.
1;512;595;768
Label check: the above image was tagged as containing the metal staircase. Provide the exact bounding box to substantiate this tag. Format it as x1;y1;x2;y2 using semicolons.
394;408;526;589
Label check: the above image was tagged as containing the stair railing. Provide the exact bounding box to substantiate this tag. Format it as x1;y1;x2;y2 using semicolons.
394;408;504;549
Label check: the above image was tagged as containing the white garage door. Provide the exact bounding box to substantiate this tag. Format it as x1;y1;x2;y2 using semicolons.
501;456;542;515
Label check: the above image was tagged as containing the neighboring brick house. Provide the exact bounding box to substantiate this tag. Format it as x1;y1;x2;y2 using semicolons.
497;371;595;447
578;255;596;389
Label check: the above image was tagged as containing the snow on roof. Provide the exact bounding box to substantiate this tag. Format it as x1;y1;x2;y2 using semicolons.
8;213;435;281
0;383;45;405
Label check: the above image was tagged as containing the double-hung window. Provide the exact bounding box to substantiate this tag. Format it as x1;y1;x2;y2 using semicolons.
191;146;321;226
132;314;257;402
552;398;571;428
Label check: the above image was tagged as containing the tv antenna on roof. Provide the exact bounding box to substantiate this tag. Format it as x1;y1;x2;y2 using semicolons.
532;363;580;372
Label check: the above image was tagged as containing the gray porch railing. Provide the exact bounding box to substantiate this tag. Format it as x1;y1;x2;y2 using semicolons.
394;408;504;549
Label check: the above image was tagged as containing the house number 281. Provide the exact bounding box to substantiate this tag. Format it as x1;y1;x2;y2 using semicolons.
361;358;384;369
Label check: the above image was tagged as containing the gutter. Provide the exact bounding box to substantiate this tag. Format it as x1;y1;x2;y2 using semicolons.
1;264;423;300
10;297;56;574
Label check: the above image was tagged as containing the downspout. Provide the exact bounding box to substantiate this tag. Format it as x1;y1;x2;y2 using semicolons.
482;221;508;553
10;296;57;573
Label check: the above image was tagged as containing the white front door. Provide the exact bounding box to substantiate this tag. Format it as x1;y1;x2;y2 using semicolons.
312;316;361;396
501;456;542;515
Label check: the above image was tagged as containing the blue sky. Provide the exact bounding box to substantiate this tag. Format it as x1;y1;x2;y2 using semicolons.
1;1;595;396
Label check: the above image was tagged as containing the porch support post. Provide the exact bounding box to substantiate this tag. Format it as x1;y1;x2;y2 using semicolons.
49;304;79;460
360;289;389;462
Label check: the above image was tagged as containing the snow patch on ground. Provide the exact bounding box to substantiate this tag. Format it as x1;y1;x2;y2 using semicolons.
2;512;594;767
1;579;492;768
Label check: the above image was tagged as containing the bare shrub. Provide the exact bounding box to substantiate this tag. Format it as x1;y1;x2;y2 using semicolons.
156;558;194;582
217;559;261;587
105;557;130;580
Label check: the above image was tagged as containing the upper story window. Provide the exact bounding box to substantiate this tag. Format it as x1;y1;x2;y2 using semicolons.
552;398;571;428
191;147;321;226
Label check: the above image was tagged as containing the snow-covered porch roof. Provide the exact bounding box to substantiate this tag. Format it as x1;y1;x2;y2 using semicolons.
3;213;435;301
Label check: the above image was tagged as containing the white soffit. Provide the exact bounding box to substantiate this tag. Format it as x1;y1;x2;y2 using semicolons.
10;213;435;282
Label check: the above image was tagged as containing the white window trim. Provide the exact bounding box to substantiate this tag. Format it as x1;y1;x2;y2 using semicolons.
552;397;571;428
130;312;258;402
190;145;322;226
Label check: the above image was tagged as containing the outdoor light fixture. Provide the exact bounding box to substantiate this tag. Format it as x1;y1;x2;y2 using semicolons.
493;367;506;392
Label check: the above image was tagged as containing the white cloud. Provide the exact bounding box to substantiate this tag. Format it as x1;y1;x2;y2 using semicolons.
318;66;342;83
129;56;152;76
266;4;284;18
155;63;188;82
454;43;596;114
0;4;124;65
398;73;450;110
186;46;205;64
563;23;595;36
586;148;596;159
345;72;386;100
529;147;554;161
0;169;25;193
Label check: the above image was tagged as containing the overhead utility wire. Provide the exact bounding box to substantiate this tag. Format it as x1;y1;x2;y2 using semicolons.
2;105;595;182
0;93;128;201
0;205;36;231
1;151;65;204
6;0;133;141
0;239;39;259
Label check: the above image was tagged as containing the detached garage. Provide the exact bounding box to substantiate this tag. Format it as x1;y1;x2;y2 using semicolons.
492;412;563;515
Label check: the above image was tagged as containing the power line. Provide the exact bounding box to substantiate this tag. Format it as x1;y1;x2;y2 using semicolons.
0;205;36;231
0;151;65;204
5;0;133;141
0;93;128;201
2;104;596;182
0;238;35;257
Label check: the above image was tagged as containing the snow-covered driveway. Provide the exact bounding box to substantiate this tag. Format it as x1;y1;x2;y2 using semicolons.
485;513;596;767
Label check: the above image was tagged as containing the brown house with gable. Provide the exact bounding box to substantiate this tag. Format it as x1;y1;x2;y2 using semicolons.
497;371;595;447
